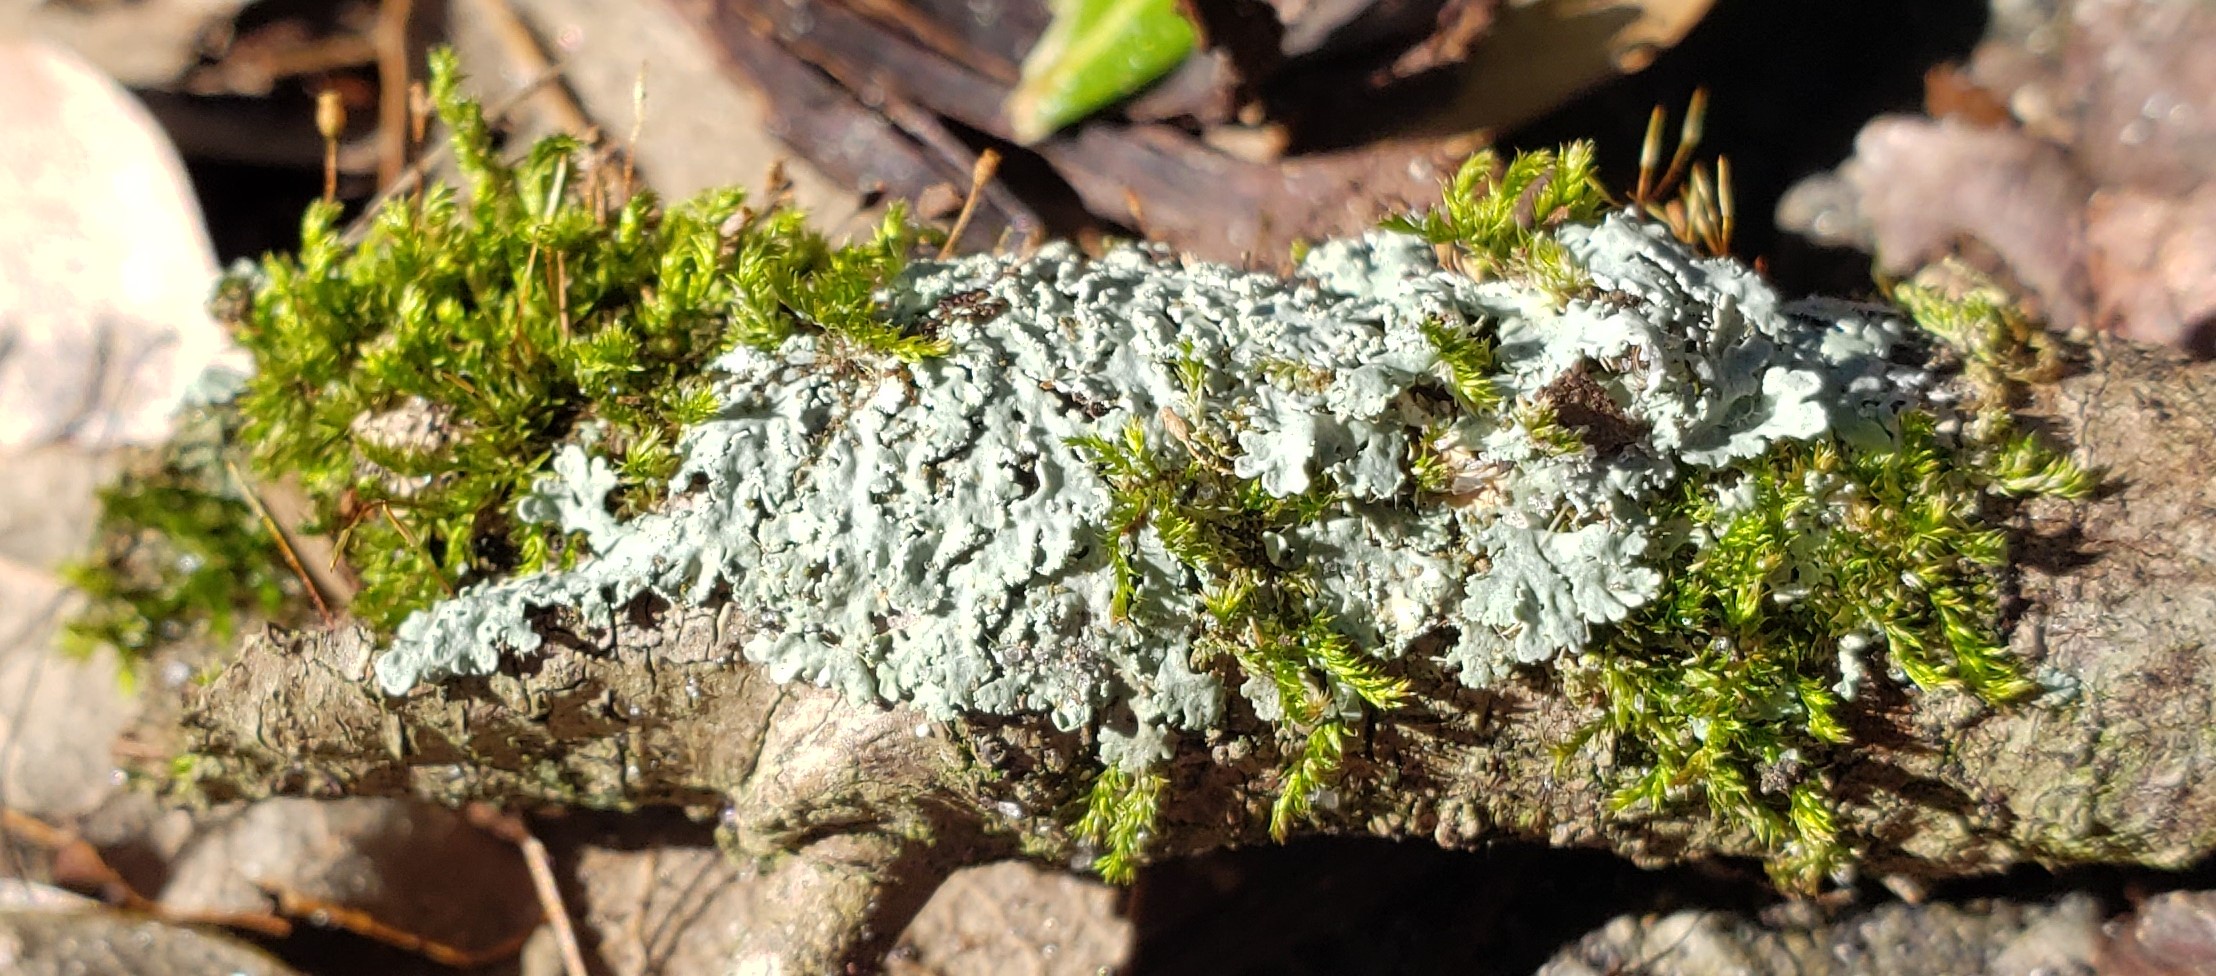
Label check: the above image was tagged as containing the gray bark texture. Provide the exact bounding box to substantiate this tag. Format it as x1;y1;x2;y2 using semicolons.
171;338;2216;971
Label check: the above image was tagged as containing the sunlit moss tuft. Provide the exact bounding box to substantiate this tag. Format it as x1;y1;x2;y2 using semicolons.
1566;410;2081;887
1073;764;1166;884
1069;367;1408;872
201;50;941;634
1382;144;1609;301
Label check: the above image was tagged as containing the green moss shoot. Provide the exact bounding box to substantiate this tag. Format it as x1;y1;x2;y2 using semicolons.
1070;372;1410;869
1509;399;1588;457
1418;315;1504;411
1073;764;1166;883
211;50;940;633
1381;144;1609;301
63;406;305;686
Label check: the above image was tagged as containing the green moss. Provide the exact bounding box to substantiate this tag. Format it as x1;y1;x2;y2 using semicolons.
1073;764;1166;883
1892;261;2062;395
1418;315;1504;411
1560;339;2094;888
72;48;943;671
201;50;938;635
1070;371;1410;872
1508;399;1587;457
1981;428;2100;499
1892;264;2097;503
1381;144;1609;301
1568;421;1989;886
63;405;305;684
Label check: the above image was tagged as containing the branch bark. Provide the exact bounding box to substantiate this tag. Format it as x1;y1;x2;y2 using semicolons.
173;339;2216;969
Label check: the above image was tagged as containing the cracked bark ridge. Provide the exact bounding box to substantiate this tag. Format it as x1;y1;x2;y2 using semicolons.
174;340;2216;970
178;604;977;972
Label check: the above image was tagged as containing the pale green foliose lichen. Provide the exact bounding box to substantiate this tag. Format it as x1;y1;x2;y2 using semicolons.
373;214;1926;770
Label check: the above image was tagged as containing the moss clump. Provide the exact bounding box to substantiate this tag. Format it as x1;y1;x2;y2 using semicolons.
1568;410;2089;886
1070;376;1409;879
1381;144;1609;301
1892;260;2064;399
212;50;938;633
73;49;943;666
63;405;305;684
1374;141;2094;888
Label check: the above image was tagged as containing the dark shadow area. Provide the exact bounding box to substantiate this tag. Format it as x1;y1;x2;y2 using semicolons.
1126;837;2216;974
262;924;519;976
1927;854;2216;908
184;158;354;266
1502;0;1988;299
1124;838;1779;975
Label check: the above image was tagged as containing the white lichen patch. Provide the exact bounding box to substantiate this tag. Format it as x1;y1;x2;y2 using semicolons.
374;215;1929;765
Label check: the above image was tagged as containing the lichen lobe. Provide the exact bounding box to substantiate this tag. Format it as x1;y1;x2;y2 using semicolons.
375;215;1924;770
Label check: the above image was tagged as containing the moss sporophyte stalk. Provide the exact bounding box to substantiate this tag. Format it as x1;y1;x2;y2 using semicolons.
74;57;2095;889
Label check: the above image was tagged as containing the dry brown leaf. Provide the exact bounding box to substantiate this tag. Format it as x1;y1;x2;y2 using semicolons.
1833;116;2093;331
1782;0;2216;351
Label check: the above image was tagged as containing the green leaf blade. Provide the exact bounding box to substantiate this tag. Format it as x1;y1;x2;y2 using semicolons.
1007;0;1196;144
